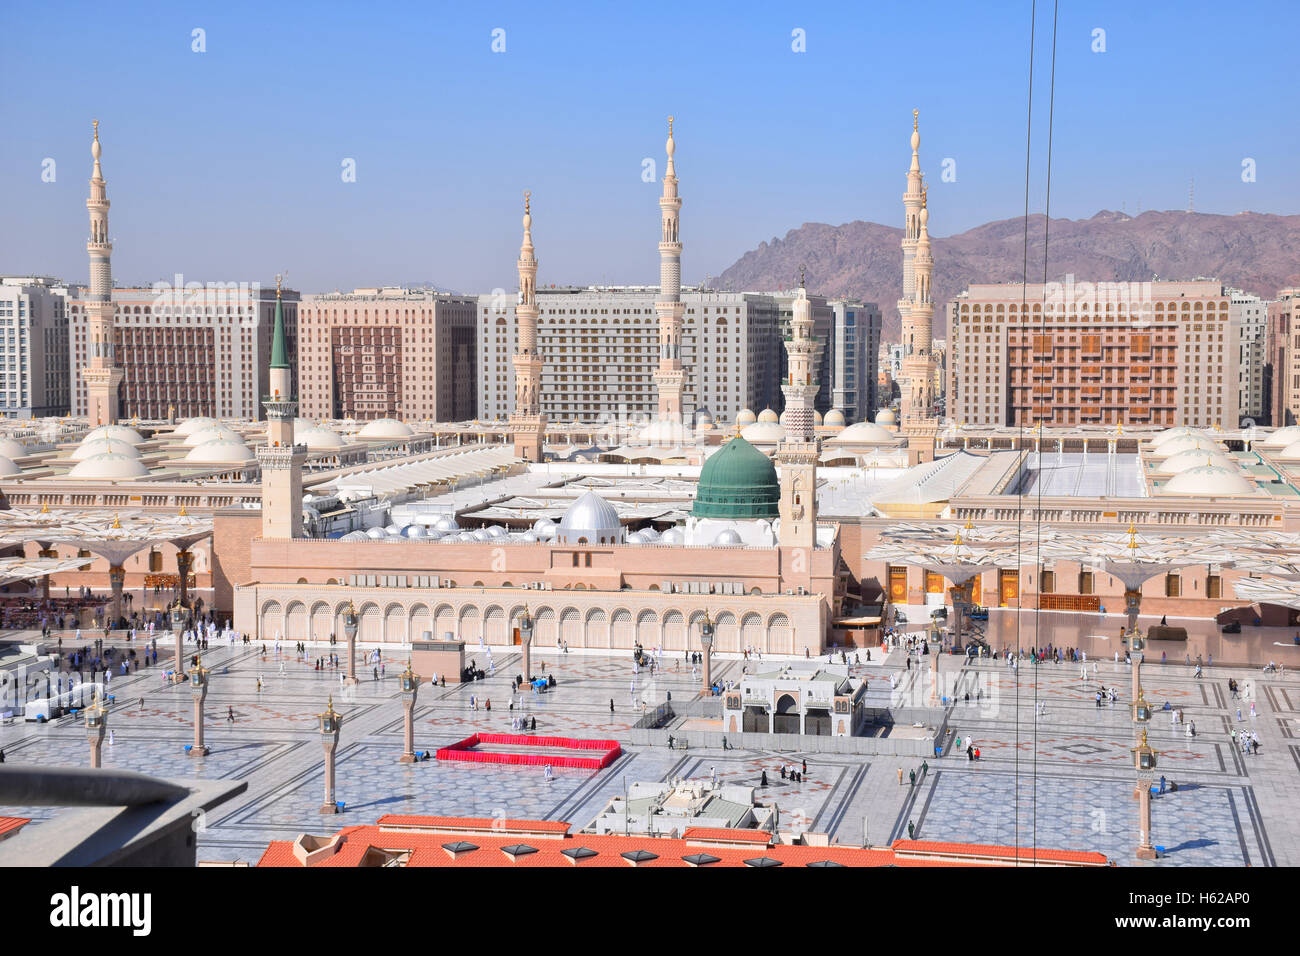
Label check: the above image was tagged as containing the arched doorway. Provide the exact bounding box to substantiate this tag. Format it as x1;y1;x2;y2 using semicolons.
774;693;800;735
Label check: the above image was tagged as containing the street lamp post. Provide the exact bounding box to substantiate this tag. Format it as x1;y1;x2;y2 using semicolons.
188;655;210;756
169;601;188;684
343;602;359;685
699;612;714;694
1132;730;1158;861
318;696;342;814
1131;685;1152;798
85;693;107;769
518;606;534;680
398;661;421;763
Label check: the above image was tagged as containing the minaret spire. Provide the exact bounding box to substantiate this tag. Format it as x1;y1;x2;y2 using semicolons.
256;270;305;539
510;191;546;462
81;119;123;425
653;115;686;427
776;264;822;557
899;111;937;428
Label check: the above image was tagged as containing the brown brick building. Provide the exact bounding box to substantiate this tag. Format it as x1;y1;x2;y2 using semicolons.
948;279;1237;428
297;289;477;422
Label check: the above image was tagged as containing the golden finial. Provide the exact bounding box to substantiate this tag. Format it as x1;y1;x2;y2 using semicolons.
523;190;531;214
799;265;806;289
954;532;963;547
327;694;335;713
39;501;48;514
921;182;928;208
179;504;187;517
93;119;99;140
111;513;121;530
964;515;974;531
275;273;282;299
913;109;918;131
668;115;674;135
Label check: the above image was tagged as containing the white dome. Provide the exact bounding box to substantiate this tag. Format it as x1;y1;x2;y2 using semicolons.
875;409;897;425
639;418;693;445
535;522;557;540
67;452;150;480
823;409;846;429
183;425;240;447
384;524;402;534
518;531;538;543
0;438;26;458
625;531;649;544
1260;425;1300;448
403;525;427;539
813;410;823;426
714;529;742;546
1161;450;1236;473
471;529;491;542
532;517;555;532
365;527;387;540
434;516;459;533
1277;441;1300;459
0;456;19;477
83;424;145;447
172;417;219;437
736;409;757;426
72;439;142;462
485;525;508;538
184;438;252;464
339;530;369;542
358;418;414;440
296;425;345;450
1150;426;1207;449
1160;465;1255;497
758;408;779;424
833;421;894;444
660;527;685;545
557;490;622;544
695;409;714;427
1154;435;1223;459
741;421;786;444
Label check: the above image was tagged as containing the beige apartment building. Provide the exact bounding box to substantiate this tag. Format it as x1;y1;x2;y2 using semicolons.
1267;289;1300;426
948;278;1237;428
296;289;477;422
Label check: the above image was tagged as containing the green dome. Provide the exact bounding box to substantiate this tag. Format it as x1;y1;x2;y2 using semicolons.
692;437;780;519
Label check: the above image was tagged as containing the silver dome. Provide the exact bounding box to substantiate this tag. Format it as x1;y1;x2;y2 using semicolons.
714;529;743;546
365;527;386;540
557;490;623;544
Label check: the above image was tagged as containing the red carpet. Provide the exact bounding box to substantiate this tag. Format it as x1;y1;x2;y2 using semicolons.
436;733;621;769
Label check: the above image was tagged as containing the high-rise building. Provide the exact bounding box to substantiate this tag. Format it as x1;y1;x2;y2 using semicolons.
477;288;783;425
948;278;1238;428
1267;289;1300;427
296;289;476;422
0;276;72;418
69;283;299;421
1228;288;1268;424
829;298;882;423
80;120;122;426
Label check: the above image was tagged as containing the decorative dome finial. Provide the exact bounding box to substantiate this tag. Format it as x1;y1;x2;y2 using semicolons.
913;109;918;131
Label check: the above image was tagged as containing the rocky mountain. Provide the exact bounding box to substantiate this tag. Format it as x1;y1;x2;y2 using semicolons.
714;210;1300;339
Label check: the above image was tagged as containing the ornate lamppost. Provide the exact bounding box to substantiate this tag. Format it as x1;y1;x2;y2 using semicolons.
699;611;715;694
188;654;210;756
1131;686;1152;798
398;660;421;763
343;602;359;685
1132;730;1158;861
318;696;342;814
518;605;534;680
85;693;107;769
169;600;189;684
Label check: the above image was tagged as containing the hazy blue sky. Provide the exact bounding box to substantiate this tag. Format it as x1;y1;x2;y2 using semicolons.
3;0;1296;293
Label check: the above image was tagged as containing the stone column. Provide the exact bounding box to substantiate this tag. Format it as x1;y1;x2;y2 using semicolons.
700;621;714;696
108;565;125;628
86;700;107;769
319;698;342;814
519;612;534;681
176;550;192;610
398;664;421;763
343;604;359;685
1136;781;1156;860
189;659;209;756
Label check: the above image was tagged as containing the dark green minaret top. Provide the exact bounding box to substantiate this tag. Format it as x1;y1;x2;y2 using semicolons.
270;279;288;370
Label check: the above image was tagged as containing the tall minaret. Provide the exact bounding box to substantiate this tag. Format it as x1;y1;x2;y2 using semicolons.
904;186;937;419
653;116;685;425
511;191;546;462
899;109;937;427
777;268;822;553
255;276;305;538
82;120;123;426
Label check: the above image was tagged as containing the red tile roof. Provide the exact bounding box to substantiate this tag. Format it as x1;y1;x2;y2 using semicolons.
256;817;1112;869
0;816;30;838
892;839;1111;866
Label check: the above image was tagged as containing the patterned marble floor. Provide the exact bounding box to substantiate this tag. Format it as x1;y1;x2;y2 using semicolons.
2;634;1297;866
